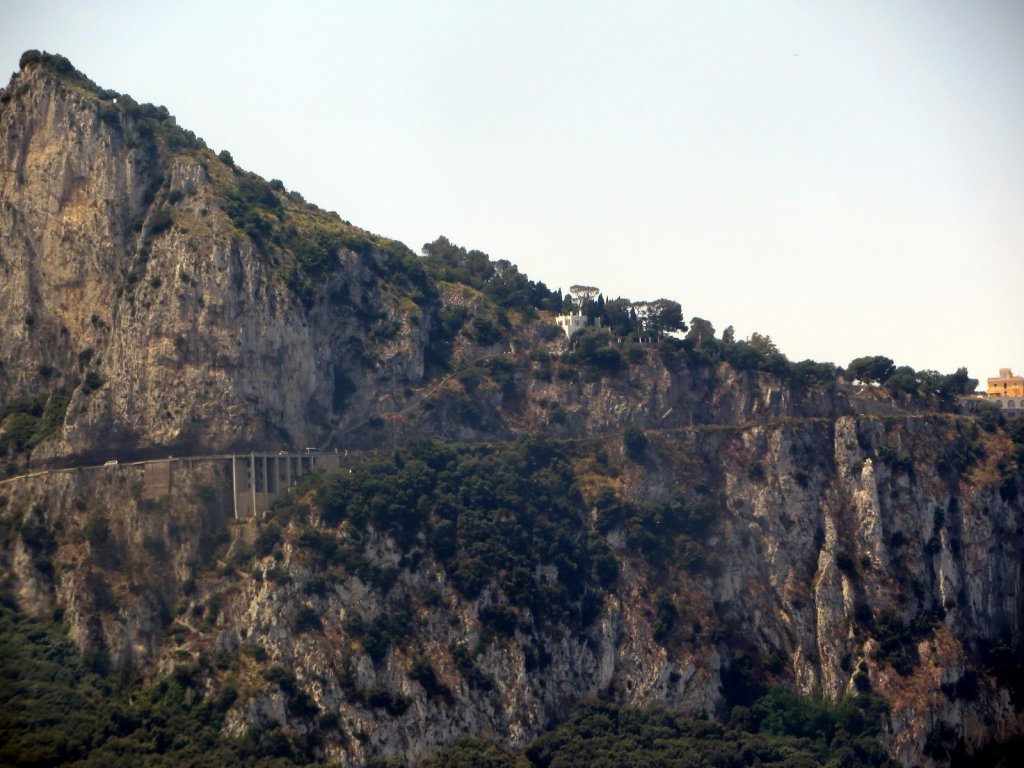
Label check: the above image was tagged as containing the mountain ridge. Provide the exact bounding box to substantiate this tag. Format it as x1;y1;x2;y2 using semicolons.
1;52;1022;767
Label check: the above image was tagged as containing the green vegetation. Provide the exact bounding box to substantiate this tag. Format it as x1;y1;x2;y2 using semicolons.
845;356;977;405
18;52;207;158
681;320;839;390
0;589;302;767
565;329;624;372
215;165;433;309
0;387;72;456
0;587;903;768
561;287;686;343
422;236;561;314
314;437;718;633
19;52;434;313
318;438;595;625
424;693;897;768
623;426;648;461
675;316;978;399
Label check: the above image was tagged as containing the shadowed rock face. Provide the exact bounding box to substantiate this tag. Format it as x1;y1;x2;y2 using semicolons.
1;56;1022;768
2;411;1021;767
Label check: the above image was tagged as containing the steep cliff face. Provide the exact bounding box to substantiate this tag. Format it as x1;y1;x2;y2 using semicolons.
0;57;429;464
2;401;1021;766
1;54;1022;768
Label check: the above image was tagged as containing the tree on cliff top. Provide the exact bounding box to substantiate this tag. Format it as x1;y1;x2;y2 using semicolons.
847;356;896;384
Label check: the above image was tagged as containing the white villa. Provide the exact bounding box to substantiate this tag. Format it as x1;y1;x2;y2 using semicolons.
555;312;601;340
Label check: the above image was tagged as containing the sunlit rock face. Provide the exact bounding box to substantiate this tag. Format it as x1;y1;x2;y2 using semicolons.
1;61;428;464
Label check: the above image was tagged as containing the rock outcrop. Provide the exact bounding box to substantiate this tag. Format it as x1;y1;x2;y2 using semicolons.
1;54;1021;767
1;56;427;464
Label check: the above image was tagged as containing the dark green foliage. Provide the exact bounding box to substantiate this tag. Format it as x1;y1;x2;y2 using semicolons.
18;50;103;96
569;328;622;372
722;334;791;378
293;605;322;633
0;394;46;421
317;435;705;628
345;605;415;664
217;169;432;310
937;425;986;478
641;298;686;335
254;522;282;556
1007;416;1024;446
409;658;453;703
679;325;838;390
958;733;1024;768
425;306;469;373
449;641;496;690
885;365;920;393
19;49;45;69
787;359;842;390
0;593;301;768
84;514;122;569
523;694;896;768
221;173;282;243
480;603;519;636
977;407;1003;433
843;358;977;406
836;550;857;576
621;496;716;569
847;356;897;384
148;207;173;235
0;412;37;452
870;610;941;676
19;517;57;577
878;445;914;475
82;371;105;393
747;460;767;481
332;369;357;411
652;590;678;643
319;438;598;623
623;426;648;460
420;736;524;768
263;666;319;719
470;316;503;346
422;236;559;313
0;388;71;454
590;549;619;587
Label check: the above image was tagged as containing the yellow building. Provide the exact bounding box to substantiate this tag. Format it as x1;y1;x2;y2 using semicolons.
988;368;1024;397
987;368;1023;415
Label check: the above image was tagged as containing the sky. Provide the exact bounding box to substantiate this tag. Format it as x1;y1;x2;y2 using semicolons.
2;0;1022;386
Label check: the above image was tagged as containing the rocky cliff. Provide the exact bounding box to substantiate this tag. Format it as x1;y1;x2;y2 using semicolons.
3;404;1021;766
0;53;429;466
1;53;1022;767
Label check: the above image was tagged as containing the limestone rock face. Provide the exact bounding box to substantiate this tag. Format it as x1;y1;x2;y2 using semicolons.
1;58;1022;768
3;405;1021;767
0;62;427;463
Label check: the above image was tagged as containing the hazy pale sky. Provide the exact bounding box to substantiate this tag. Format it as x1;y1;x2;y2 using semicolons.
2;0;1022;385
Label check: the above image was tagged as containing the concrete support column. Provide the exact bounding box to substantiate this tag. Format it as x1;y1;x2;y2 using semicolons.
250;453;257;518
232;455;239;520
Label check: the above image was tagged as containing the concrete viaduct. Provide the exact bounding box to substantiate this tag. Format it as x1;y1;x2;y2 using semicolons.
0;450;350;520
